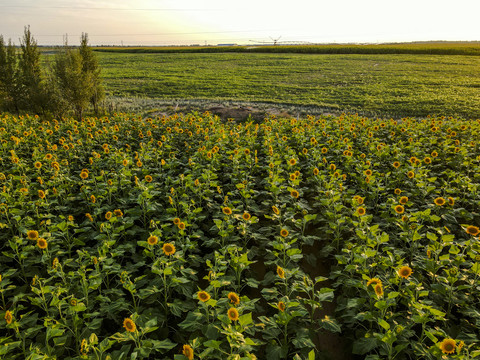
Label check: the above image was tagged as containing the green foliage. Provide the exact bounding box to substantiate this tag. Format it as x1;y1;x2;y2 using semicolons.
79;33;105;114
94;42;480;56
0;36;19;112
96;51;480;118
0;108;480;358
17;26;48;114
0;28;104;119
53;45;95;120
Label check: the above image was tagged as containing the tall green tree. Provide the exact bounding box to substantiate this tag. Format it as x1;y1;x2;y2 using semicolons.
0;36;20;112
17;26;46;113
79;33;104;114
53;44;94;120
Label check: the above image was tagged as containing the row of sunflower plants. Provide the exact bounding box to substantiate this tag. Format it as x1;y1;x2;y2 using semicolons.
1;111;479;359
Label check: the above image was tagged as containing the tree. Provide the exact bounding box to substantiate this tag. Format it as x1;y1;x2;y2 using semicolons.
0;36;20;112
79;33;104;114
17;26;46;113
53;44;94;120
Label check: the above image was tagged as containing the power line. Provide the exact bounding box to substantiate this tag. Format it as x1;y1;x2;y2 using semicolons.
0;5;224;11
6;29;286;37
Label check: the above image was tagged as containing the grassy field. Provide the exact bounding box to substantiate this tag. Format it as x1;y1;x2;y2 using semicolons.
96;51;480;119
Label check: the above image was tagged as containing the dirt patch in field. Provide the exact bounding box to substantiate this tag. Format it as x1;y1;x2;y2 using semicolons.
206;105;291;121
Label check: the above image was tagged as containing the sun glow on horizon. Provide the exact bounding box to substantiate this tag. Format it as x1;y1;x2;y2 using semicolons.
0;0;479;45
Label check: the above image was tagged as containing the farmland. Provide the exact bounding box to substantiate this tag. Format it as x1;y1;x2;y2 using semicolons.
1;112;479;359
93;49;480;119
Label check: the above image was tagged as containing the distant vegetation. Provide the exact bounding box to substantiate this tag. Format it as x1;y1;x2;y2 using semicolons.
93;42;480;56
0;27;103;119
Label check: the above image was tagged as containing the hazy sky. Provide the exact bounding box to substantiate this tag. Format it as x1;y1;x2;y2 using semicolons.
1;0;479;45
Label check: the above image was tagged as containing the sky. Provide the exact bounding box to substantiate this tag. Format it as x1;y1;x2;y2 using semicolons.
0;0;479;46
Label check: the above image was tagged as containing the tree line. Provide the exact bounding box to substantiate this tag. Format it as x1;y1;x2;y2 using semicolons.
0;26;104;119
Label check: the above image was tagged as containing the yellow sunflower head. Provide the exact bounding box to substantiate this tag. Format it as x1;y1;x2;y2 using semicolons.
227;307;239;321
439;338;456;354
162;243;176;256
123;318;136;333
398;266;413;279
27;230;39;240
228;292;240;305
197;290;211;302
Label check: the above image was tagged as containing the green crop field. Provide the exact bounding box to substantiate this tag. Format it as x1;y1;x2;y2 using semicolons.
94;50;480;118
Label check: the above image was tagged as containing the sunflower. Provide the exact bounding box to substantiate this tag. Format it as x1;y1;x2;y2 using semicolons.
114;209;123;217
313;168;319;175
366;278;382;287
329;164;336;171
424;157;432;164
272;206;280;215
38;190;46;199
439;338;456;354
277;266;285;279
227;307;239;321
407;171;414;179
162;243;176;256
105;212;112;220
374;283;383;297
222;207;232;215
68;215;74;222
289;173;296;181
357;207;366;216
147;235;158;246
431;151;438;158
364;169;372;176
80;171;88;180
228;292;240;305
434;197;445;206
393;161;400;168
280;229;289;237
398;266;413;279
447;197;455;206
34;161;42;169
145;175;153;183
173;217;181;225
290;190;299;198
277;301;286;312
466;225;480;236
90;195;96;204
394;205;404;214
399;196;408;205
35;237;47;250
178;222;186;230
27;230;39;240
122;159;128;166
322;147;328;154
123;318;136;333
394;188;402;195
289;158;296;166
197;291;210;302
5;310;13;325
242;212;251;221
85;213;93;222
182;345;194;360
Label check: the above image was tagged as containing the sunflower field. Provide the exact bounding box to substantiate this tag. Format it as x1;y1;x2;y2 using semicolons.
0;112;479;360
